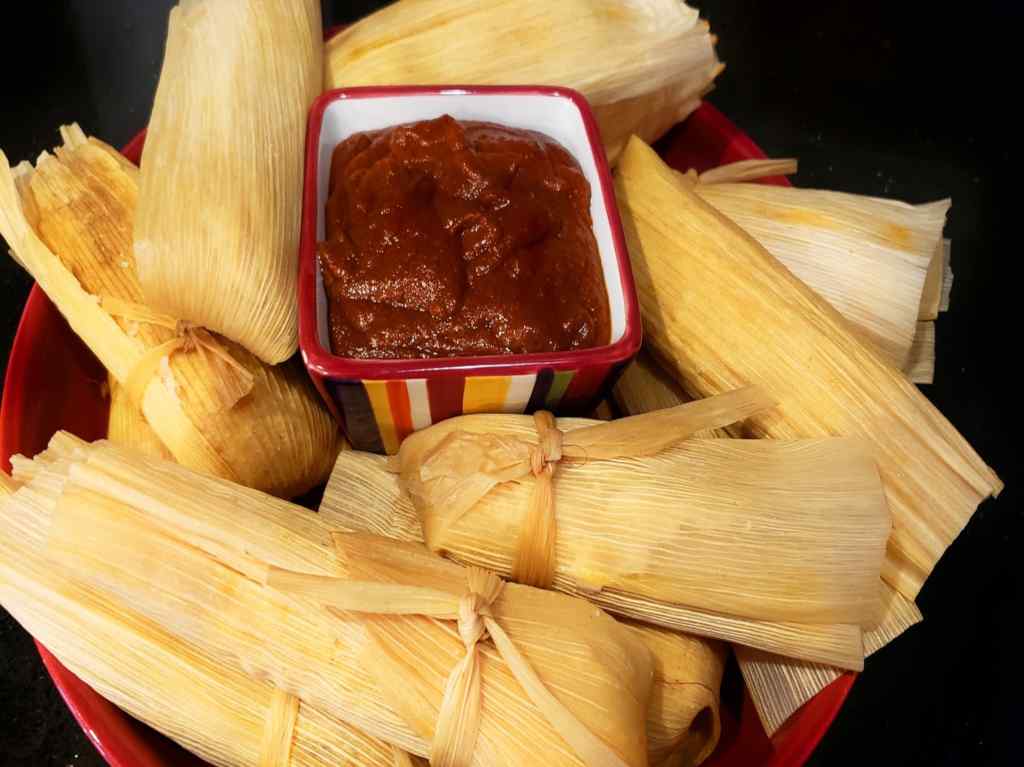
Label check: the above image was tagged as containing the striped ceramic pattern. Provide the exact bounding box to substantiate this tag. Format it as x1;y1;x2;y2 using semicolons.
332;366;611;454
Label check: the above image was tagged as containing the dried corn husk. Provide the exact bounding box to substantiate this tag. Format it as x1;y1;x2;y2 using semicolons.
134;0;322;363
907;321;935;384
612;351;926;734
615;136;1001;600
919;238;952;320
734;583;923;735
614;351;730;438
628;622;725;767
0;463;397;767
324;0;720;164
691;160;948;370
317;463;725;767
391;404;889;627
0;129;338;498
21;435;652;767
107;377;173;460
321;406;886;668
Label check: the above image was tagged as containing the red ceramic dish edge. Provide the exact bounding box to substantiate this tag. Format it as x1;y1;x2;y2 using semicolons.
0;103;855;767
298;85;642;382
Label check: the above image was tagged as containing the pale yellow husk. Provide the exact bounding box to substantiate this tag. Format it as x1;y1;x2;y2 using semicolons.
907;321;935;385
0;460;398;767
0;130;338;498
14;434;652;767
613;350;929;732
734;584;922;735
107;377;173;460
692;167;948;370
615;136;1001;600
321;414;882;670
392;407;889;627
919;238;952;320
317;463;726;767
324;0;720;164
134;0;322;363
626;622;725;767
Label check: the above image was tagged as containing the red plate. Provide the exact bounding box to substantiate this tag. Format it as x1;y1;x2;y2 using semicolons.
1;101;854;767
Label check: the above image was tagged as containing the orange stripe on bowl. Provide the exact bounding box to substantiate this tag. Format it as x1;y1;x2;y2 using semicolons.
386;380;414;443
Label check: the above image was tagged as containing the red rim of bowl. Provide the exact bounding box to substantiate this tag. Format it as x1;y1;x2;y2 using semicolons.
0;102;855;767
299;85;642;382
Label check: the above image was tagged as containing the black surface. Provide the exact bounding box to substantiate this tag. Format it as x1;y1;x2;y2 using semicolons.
0;1;1019;765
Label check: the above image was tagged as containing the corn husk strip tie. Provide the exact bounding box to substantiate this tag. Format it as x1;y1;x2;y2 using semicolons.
266;566;629;767
101;296;254;410
258;689;300;767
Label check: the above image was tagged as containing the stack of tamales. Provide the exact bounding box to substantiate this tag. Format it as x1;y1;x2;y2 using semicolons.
319;454;728;767
0;129;337;499
0;433;715;767
323;0;721;164
323;391;892;671
608;136;1000;733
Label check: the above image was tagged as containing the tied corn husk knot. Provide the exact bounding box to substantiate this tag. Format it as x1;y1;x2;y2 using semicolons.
101;296;255;412
433;568;503;767
267;555;631;767
516;412;563;588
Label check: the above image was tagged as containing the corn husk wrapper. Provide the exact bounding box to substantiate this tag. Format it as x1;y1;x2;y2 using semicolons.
322;402;887;669
318;463;725;767
20;435;652;767
615;136;1001;600
690;162;949;370
0;129;338;498
627;622;725;767
133;0;322;363
612;350;924;733
920;238;952;320
324;0;720;164
906;321;935;385
390;403;889;627
107;377;173;461
734;586;922;736
0;469;397;767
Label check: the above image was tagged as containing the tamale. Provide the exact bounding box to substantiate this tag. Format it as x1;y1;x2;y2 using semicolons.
0;129;338;498
390;407;889;626
134;0;322;363
612;351;927;735
615;136;1001;600
0;470;397;767
321;406;887;668
26;435;653;767
692;162;948;369
107;377;173;460
324;0;720;164
317;461;726;767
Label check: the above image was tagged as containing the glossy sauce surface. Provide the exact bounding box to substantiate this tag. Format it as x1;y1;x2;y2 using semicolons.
319;115;610;359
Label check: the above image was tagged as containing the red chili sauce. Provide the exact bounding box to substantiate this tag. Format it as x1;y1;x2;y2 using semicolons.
318;115;611;359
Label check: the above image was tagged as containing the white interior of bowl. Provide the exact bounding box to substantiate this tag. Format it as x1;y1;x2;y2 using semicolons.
314;91;627;353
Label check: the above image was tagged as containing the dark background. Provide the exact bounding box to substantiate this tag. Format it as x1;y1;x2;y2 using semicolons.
1;1;1019;765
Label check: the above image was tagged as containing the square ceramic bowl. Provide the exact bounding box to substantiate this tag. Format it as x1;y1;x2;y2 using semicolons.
298;85;641;454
